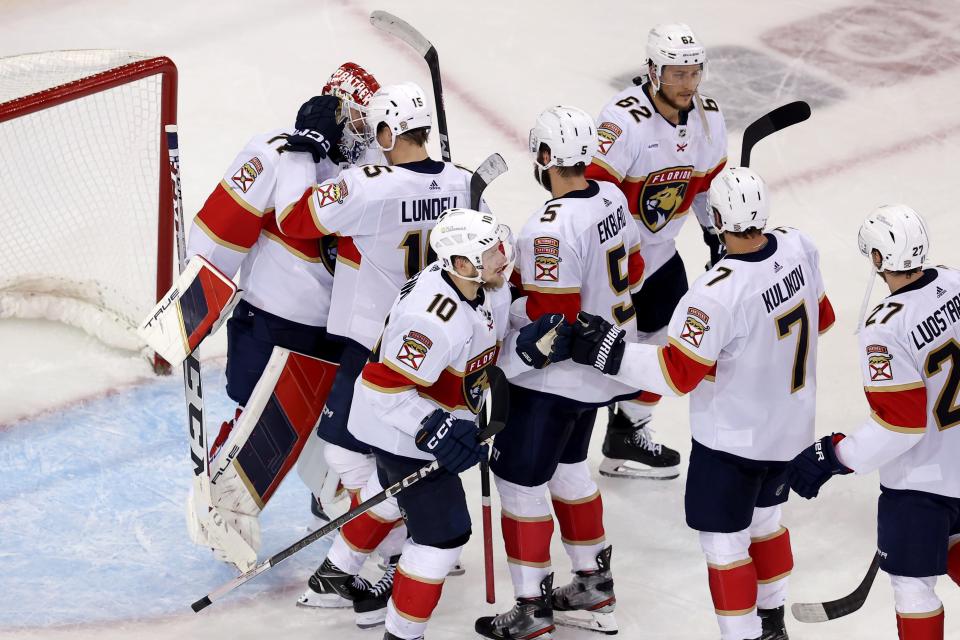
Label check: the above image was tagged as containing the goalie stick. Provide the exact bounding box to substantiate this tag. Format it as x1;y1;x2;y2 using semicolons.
791;552;881;623
191;366;511;613
166;126;255;571
740;100;811;168
370;10;451;162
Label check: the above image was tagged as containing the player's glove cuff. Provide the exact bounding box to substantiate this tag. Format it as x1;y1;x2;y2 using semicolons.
787;433;852;499
570;312;626;375
415;409;486;474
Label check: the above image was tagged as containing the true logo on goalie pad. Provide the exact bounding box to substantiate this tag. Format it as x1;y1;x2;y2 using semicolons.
231;157;263;193
867;344;894;381
316;180;349;208
397;331;433;371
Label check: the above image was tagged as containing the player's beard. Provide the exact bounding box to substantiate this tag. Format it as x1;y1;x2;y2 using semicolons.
533;164;551;192
482;273;505;291
658;86;694;113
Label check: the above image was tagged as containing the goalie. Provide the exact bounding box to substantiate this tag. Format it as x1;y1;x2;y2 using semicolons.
140;62;381;570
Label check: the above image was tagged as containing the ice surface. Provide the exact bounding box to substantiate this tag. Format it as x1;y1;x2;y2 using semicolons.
2;1;959;638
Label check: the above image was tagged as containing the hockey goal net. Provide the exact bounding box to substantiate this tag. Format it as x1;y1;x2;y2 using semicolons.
0;50;177;364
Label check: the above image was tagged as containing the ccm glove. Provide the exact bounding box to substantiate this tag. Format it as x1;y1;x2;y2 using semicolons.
282;95;345;162
570;312;626;375
787;433;852;499
415;409;487;474
515;313;572;369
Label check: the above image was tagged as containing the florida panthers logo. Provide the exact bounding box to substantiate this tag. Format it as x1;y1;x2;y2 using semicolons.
639;166;694;233
463;346;498;414
320;236;338;277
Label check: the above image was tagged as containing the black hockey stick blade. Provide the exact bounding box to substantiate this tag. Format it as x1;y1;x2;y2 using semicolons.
470;153;508;210
791;552;881;623
480;365;509;439
740;101;811;168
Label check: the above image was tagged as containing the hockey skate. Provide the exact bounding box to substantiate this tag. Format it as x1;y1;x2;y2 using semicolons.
383;632;422;640
475;574;555;639
599;408;680;479
757;606;789;640
297;558;371;609
552;546;617;635
350;555;399;629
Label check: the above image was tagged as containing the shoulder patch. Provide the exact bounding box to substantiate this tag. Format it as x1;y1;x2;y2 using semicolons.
866;344;894;381
315;180;349;207
535;255;560;282
680;312;710;348
533;236;560;256
231;157;264;193
396;331;433;371
597;121;622;155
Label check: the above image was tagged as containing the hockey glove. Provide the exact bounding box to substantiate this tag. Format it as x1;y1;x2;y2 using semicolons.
515;313;572;369
415;409;488;474
787;433;852;499
702;224;725;269
282;95;345;162
570;312;626;375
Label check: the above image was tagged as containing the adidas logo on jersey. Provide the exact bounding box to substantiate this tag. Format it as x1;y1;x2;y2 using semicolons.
937;286;947;298
774;261;783;273
603;198;612;207
428;180;440;191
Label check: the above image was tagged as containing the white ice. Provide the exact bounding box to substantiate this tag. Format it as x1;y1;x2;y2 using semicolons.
1;1;959;638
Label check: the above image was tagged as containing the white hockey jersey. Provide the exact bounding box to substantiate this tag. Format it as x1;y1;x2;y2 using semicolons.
612;228;836;461
186;128;382;327
836;268;960;499
347;263;512;460
504;180;645;404
586;83;727;276
276;156;477;349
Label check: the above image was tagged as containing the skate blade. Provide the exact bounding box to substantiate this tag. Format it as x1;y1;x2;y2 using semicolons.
599;458;679;480
554;610;618;635
295;590;352;609
475;626;555;640
355;609;386;629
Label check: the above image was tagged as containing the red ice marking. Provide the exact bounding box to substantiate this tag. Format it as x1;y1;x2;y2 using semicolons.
341;0;527;151
761;0;960;87
768;119;960;190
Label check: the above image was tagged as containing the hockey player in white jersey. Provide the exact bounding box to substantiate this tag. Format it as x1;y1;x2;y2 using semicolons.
475;106;644;639
182;62;381;567
569;167;836;640
586;23;728;479
274;82;481;621
788;205;960;640
344;208;523;640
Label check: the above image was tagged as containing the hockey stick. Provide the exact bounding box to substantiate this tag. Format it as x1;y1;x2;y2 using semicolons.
191;366;511;612
370;10;451;162
166;126;255;570
791;552;881;623
740;101;811;168
470;152;508;210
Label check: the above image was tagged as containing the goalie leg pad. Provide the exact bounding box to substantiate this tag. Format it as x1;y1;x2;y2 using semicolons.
137;254;240;367
209;347;337;516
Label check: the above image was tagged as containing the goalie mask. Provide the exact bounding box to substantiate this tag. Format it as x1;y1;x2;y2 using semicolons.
430;208;514;284
322;62;380;163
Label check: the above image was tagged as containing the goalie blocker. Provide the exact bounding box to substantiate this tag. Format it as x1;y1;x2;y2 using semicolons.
138;255;240;366
188;347;339;564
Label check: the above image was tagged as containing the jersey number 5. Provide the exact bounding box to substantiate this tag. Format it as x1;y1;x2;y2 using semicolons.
775;300;809;393
606;243;636;325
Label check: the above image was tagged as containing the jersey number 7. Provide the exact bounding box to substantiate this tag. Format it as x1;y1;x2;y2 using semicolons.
775;300;809;393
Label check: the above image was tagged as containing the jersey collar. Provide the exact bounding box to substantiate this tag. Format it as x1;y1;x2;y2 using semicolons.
396;158;445;174
441;269;485;309
721;233;778;263
890;268;937;297
547;180;600;203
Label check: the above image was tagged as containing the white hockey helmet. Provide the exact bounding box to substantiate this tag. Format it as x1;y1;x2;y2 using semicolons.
430;208;514;283
322;62;380;163
647;23;707;89
529;106;597;170
709;167;769;233
858;204;930;272
365;82;432;152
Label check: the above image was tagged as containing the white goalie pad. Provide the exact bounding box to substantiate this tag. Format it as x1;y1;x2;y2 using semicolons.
137;255;240;367
207;346;338;519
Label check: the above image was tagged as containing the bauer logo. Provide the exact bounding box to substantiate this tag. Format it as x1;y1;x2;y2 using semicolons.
231;157;263;193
